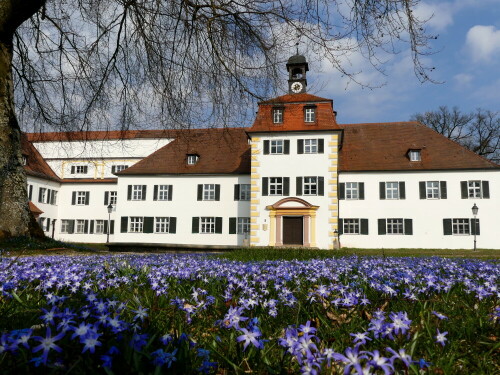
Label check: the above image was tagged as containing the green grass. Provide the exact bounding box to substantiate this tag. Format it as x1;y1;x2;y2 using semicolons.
0;236;106;255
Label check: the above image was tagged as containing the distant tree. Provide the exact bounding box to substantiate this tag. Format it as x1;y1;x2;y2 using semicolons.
1;0;436;237
411;106;500;163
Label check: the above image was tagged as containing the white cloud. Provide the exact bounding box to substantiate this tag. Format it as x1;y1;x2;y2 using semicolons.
465;25;500;62
414;2;455;32
453;73;473;87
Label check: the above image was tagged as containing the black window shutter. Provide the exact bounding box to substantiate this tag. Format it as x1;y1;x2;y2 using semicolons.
71;166;75;174
215;185;220;201
399;182;406;199
192;217;199;233
460;181;468;199
296;177;303;196
215;217;223;233
85;192;90;205
110;220;115;234
359;182;365;200
262;178;269;196
419;182;426;199
71;191;76;205
443;219;452;235
263;140;270;155
284;140;290;154
153;185;158;201
168;185;173;201
297;140;304;154
283;177;290;196
197;185;203;200
46;218;51;232
69;220;75;234
318;177;324;196
482;181;490;198
104;220;108;234
142;185;147;200
169;217;176;233
234;184;240;200
318;139;324;154
379;182;386;200
470;218;480;235
104;191;109;205
361;219;369;235
440;181;447;199
84;220;89;234
339;183;345;200
127;185;132;200
121;217;128;233
404;219;413;235
229;217;237;234
338;219;343;235
378;219;386;235
89;220;94;234
111;166;116;174
38;188;42;203
144;217;154;233
29;185;33;201
84;166;88;174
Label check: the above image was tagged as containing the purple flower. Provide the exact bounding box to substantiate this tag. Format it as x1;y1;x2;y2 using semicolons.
332;346;367;374
299;321;317;335
71;322;94;340
32;327;65;363
82;333;102;354
350;332;372;346
435;329;448;347
386;347;412;367
364;350;394;375
133;306;149;321
237;327;263;351
389;311;411;336
432;311;448;320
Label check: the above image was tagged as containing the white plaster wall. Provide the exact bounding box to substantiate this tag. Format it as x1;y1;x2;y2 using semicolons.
250;132;336;249
339;170;500;249
114;175;251;246
45;158;143;179
27;176;61;236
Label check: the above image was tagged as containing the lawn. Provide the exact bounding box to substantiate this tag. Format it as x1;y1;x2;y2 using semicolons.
0;248;498;374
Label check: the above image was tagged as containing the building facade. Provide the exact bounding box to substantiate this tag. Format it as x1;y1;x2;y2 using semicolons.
23;56;500;249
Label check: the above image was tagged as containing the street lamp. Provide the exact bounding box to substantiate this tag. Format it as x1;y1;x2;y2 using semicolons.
107;203;113;243
334;229;339;249
471;203;478;251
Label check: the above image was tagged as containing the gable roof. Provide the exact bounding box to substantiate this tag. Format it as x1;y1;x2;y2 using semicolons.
118;128;250;175
21;135;60;181
26;129;177;142
338;122;499;172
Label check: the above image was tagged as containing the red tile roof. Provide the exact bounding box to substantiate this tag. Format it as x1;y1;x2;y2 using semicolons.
29;201;43;215
338;122;499;171
21;135;60;181
118;128;250;175
26;129;177;142
60;178;118;183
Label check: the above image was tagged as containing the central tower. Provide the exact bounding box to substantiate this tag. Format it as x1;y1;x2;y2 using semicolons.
286;54;309;94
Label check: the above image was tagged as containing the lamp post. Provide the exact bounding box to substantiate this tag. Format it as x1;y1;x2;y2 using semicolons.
471;203;478;251
107;203;113;243
334;229;339;249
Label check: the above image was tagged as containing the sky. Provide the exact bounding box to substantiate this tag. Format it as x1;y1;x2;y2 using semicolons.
304;0;500;125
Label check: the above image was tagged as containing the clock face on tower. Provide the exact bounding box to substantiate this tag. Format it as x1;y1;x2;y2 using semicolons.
291;82;303;93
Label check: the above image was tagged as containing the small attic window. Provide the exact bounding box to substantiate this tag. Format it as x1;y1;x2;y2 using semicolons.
272;107;284;124
187;154;199;165
408;149;421;161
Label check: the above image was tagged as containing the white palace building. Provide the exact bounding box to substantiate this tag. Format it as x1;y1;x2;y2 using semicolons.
23;56;500;250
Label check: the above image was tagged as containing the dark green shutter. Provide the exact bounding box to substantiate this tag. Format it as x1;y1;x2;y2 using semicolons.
229;218;237;234
69;220;75;234
38;188;42;203
121;217;128;233
153;185;158;201
296;177;303;195
379;182;386;199
46;218;51;232
359;182;365;200
482;181;490;198
168;185;173;201
443;219;452;235
378;219;386;235
142;185;147;200
84;220;89;233
192;217;199;233
234;184;240;200
338;219;343;235
144;217;154;233
440;181;447;199
89;220;94;234
104;220;108;234
263;140;270;155
71;191;76;205
470;218;480;235
215;185;220;201
404;219;413;235
110;220;115;234
283;177;290;196
215;217;223;233
262;178;268;196
460;181;468;199
71;166;75;174
284;140;290;154
169;217;176;233
399;182;405;199
419;182;426;199
361;219;369;235
297;139;304;154
339;183;345;200
197;185;203;200
28;185;33;200
104;191;109;205
318;177;324;196
85;192;90;205
318;139;324;154
127;185;132;200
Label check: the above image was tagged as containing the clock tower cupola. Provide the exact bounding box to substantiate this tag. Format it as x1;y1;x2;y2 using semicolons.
286;54;309;94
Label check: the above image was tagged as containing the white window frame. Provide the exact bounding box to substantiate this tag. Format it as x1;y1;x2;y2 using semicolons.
269;177;283;196
50;190;58;205
426;181;440;199
187;155;199;165
273;108;283;124
39;188;47;203
200;217;216;234
75;219;85;234
305;107;316;123
237;217;250;234
386;218;404;235
76;191;87;205
303;176;318;195
155;217;170;233
132;185;143;201
203;184;216;201
343;219;360;234
452;218;470;235
409;150;421;161
385;182;399;200
74;165;88;174
270;140;284;154
158;185;170;201
95;220;105;234
109;191;117;205
468;181;481;198
239;184;251;201
61;220;71;234
304;139;318;154
129;217;143;233
345;182;359;200
113;165;128;173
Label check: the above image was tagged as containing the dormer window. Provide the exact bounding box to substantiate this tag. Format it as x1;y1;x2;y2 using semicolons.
112;165;128;173
408;149;421;161
187;154;199;165
273;108;284;124
304;106;316;123
21;154;28;166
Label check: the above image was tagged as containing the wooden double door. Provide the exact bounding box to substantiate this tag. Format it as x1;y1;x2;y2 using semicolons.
282;216;303;245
